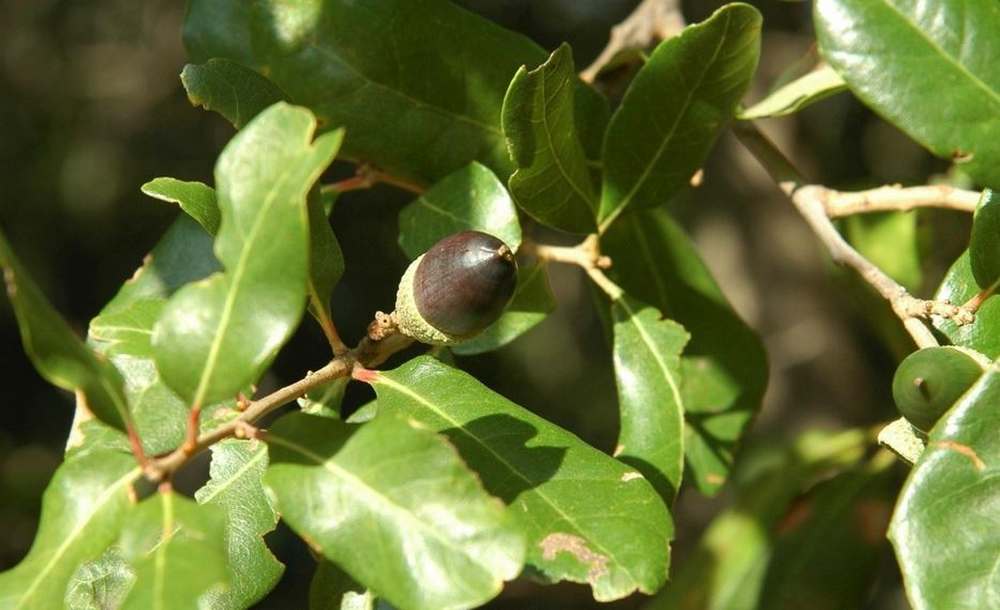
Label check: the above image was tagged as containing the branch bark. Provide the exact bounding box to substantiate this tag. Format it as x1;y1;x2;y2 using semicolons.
580;0;686;83
732;121;973;349
822;184;980;218
144;323;413;482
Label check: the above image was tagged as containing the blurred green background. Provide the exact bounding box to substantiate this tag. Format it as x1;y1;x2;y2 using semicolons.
0;1;967;608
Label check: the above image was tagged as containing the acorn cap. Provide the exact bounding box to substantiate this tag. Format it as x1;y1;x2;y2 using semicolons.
891;345;985;433
395;231;517;345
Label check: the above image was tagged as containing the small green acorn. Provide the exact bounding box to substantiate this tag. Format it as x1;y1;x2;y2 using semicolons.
891;346;986;433
394;231;517;345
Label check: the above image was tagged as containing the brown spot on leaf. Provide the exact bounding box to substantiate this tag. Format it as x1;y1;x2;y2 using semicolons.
540;533;609;582
620;471;643;482
934;440;985;471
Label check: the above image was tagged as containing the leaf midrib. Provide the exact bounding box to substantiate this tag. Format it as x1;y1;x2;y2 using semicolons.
196;443;267;504
375;374;640;589
191;163;299;407
616;299;686;485
534;57;595;211
266;433;500;585
599;11;734;232
14;466;141;609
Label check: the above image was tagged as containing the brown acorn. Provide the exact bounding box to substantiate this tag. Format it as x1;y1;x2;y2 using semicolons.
395;231;517;345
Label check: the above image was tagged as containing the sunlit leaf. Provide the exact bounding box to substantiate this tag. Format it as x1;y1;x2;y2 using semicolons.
119;492;230;609
739;63;846;119
602;208;767;494
890;359;1000;609
141;177;220;235
152;103;342;406
502;43;597;232
969;189;1000;288
815;0;1000;187
86;216;221;456
195;439;282;609
397;162;521;259
364;356;673;601
933;251;1000;358
598;4;762;229
611;296;689;504
0;229;132;432
265;412;524;610
182;58;289;129
0;451;141;609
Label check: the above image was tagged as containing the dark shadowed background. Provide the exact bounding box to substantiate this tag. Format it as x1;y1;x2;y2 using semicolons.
0;1;964;607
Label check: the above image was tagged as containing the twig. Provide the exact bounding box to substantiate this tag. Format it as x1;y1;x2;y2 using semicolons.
321;163;426;196
580;0;686;83
524;235;624;300
144;320;414;482
822;184;980;218
733;122;973;349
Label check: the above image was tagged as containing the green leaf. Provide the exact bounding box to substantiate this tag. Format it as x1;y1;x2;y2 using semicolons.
182;58;289;129
64;547;135;610
397;162;522;259
0;451;141;609
0;229;132;432
119;492;230;609
602;209;768;494
611;296;689;505
890;359;1000;610
970;189;1000;288
502;43;597;233
756;454;895;610
86;216;221;456
815;0;1000;187
195;439;283;609
451;263;556;356
184;0;548;185
141;177;221;235
99;215;221;313
574;81;611;165
265;412;524;610
647;429;870;610
933;251;1000;358
739;63;846;119
598;4;762;230
364;356;673;601
152;103;342;407
310;561;376;610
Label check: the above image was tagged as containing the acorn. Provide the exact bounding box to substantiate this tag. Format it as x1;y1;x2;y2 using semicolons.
394;231;517;345
891;346;986;433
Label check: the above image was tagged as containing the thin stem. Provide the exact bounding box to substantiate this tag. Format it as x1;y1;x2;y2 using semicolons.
732;121;973;349
823;184;980;218
580;0;685;82
144;323;414;482
310;297;349;355
524;235;624;301
320;164;426;196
